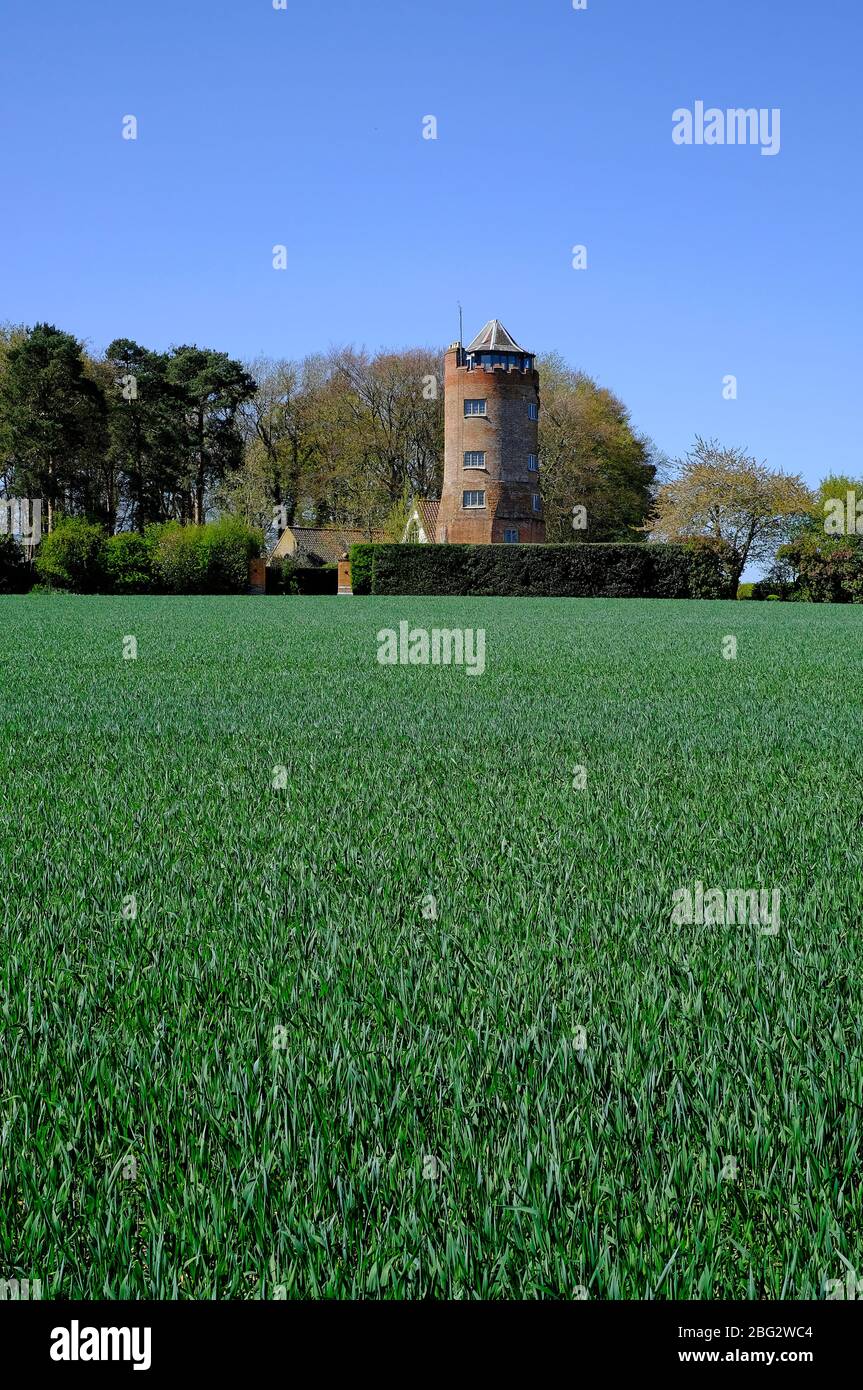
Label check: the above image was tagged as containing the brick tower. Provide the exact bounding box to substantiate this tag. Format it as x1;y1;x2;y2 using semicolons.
435;320;544;545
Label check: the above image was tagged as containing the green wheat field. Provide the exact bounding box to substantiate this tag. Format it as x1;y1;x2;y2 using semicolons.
1;594;862;1299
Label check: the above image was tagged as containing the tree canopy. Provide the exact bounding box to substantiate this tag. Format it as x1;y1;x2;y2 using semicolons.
649;437;813;586
0;323;666;548
538;353;658;543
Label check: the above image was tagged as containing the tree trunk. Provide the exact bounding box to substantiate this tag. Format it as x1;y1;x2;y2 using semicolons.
193;407;206;525
47;457;55;532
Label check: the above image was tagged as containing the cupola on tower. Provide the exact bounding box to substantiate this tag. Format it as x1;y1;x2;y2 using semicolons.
435;320;544;545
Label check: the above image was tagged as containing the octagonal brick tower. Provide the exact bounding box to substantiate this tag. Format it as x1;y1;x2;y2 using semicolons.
435;319;544;545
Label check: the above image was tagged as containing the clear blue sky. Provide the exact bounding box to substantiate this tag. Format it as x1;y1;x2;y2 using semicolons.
1;0;860;487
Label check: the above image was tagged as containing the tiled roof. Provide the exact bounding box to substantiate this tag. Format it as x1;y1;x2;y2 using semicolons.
274;526;385;567
404;498;440;542
466;320;529;354
417;499;439;537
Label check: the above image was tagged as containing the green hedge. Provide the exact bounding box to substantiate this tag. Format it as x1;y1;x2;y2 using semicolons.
349;539;735;600
266;558;338;595
292;565;338;595
102;532;153;594
148;522;205;594
201;517;263;594
147;518;263;594
751;578;795;602
778;535;863;603
35;518;107;592
32;516;263;594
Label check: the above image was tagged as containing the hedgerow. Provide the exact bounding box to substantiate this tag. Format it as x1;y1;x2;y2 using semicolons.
28;517;262;595
349;538;734;599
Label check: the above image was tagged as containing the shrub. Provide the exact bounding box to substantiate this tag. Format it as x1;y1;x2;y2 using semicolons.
779;535;863;603
148;519;263;594
349;540;735;600
0;533;30;593
148;522;207;595
751;579;792;601
737;583;755;600
201;517;263;594
102;532;153;594
35;518;106;592
29;518;263;595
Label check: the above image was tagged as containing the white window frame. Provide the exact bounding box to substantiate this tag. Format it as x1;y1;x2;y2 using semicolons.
528;403;539;420
503;528;519;543
532;494;542;512
463;490;486;509
463;451;487;469
528;454;538;472
464;399;487;416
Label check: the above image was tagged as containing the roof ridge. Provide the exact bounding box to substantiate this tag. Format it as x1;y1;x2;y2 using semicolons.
465;319;529;354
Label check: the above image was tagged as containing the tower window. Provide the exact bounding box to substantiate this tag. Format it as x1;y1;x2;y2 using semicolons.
504;528;519;543
528;403;539;420
532;494;542;513
463;490;486;509
463;451;486;469
528;455;538;472
464;399;487;416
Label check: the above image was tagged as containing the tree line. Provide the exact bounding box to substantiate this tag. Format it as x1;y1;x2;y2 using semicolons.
0;322;659;546
6;320;841;600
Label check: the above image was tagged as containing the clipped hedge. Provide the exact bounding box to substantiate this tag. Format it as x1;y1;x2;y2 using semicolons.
349;539;734;600
292;565;338;595
266;558;338;596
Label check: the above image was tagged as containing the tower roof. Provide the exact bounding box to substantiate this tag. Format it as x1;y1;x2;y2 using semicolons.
466;320;530;354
